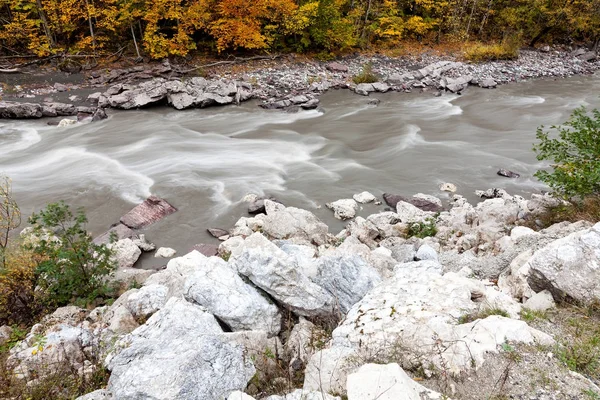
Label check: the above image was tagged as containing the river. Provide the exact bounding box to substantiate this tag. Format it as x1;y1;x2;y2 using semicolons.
1;73;599;268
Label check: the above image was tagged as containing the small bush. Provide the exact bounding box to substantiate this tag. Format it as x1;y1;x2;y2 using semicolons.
533;107;600;200
520;308;549;322
529;196;600;229
0;247;47;326
464;39;520;62
0;350;110;400
352;62;378;84
458;307;510;324
27;201;117;309
406;217;438;239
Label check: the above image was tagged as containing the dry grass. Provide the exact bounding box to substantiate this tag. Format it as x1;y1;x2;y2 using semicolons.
463;40;520;62
528;196;600;230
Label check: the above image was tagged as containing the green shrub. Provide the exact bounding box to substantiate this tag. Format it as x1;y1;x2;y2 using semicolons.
27;201;117;309
352;62;378;84
533;107;600;200
458;308;510;324
406;217;438;239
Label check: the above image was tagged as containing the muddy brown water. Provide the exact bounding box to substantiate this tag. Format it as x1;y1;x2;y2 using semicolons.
1;73;599;268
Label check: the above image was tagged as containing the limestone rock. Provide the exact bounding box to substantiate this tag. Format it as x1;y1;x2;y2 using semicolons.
260;204;330;246
326;199;358;220
184;256;282;335
110;238;141;269
524;289;556;312
266;390;340;400
303;346;360;395
75;389;113;400
144;250;207;298
107;298;255;400
155;247;177;258
347;363;444;400
232;233;334;317
330;262;553;376
313;254;381;313
353;191;376;204
126;284;169;320
526;222;600;304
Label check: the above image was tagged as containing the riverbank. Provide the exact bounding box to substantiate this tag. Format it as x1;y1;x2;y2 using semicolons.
0;46;599;119
2;187;600;399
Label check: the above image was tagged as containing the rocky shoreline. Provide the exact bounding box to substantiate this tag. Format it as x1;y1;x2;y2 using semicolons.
3;186;600;399
0;47;599;120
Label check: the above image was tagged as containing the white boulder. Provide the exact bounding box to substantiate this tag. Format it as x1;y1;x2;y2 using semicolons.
155;247;177;258
107;298;255;400
347;363;444;400
184;256;282;335
353;191;377;204
326;199;358;220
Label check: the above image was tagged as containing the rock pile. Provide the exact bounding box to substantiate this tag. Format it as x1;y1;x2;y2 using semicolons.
5;188;600;399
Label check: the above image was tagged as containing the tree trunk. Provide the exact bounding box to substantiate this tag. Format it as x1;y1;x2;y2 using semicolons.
35;0;54;47
529;26;553;47
84;0;96;54
131;24;141;58
465;0;477;40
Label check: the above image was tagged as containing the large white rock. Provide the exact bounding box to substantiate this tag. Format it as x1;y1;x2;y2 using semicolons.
265;389;340;400
155;247;177;258
110;238;141;269
260;205;330;246
327;199;359;220
227;392;256;400
525;222;600;304
126;284;169;320
347;363;444;400
313;254;381;313
9;324;94;379
524;289;556;312
353;191;376;204
107;298;255;400
76;389;113;400
184;256;282;335
232;233;335;317
303;346;360;394
330;262;553;376
144;250;206;298
396;201;433;222
286;318;317;373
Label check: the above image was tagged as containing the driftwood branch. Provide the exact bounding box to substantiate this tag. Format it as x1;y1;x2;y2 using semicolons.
0;68;20;73
175;54;283;74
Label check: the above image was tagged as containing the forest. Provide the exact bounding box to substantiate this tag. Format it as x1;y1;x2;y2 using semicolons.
0;0;599;59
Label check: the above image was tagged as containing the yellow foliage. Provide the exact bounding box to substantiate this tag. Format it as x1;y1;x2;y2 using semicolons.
0;246;45;326
463;40;520;62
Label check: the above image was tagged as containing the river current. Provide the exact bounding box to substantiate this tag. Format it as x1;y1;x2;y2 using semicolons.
1;73;599;267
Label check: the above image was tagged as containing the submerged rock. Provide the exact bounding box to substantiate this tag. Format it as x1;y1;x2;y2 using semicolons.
120;195;177;229
498;168;521;178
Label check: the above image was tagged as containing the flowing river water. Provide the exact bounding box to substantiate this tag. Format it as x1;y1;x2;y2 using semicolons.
1;73;599;268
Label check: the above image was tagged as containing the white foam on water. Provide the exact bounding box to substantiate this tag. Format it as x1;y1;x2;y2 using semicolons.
498;95;546;107
0;125;41;156
401;95;463;120
2;147;154;203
